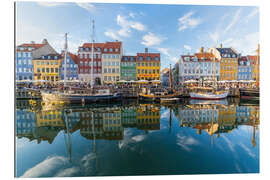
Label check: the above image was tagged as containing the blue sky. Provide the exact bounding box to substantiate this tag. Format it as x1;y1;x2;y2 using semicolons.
16;1;259;69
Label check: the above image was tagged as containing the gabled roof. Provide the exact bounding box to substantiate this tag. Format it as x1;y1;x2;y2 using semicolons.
216;48;238;58
247;55;258;65
61;51;79;64
17;43;46;52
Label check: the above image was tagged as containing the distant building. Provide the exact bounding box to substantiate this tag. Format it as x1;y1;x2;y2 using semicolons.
16;109;36;140
161;68;169;87
121;56;137;81
237;56;253;80
60;52;79;80
209;44;238;81
32;54;63;83
77;43;103;85
136;48;160;81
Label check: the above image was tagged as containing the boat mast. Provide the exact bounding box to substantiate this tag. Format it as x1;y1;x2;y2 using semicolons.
213;55;216;89
91;20;95;88
169;64;172;89
64;33;68;87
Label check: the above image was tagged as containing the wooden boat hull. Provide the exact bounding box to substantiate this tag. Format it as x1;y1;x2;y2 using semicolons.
190;91;229;100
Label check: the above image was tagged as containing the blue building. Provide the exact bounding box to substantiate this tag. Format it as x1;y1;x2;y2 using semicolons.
237;56;253;80
16;109;37;140
60;52;79;80
16;43;44;80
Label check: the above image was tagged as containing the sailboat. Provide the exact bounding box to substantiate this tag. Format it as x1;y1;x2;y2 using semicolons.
189;55;229;100
41;21;122;104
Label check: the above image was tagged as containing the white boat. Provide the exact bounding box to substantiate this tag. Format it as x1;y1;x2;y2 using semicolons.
160;97;180;103
189;88;229;100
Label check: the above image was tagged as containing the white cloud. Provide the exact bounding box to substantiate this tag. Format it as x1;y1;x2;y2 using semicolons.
116;15;146;37
246;8;259;23
171;57;179;63
223;38;233;45
226;32;259;55
176;134;200;152
55;167;80;177
141;32;164;47
224;9;241;33
178;11;202;31
239;142;256;159
129;12;135;18
184;45;191;51
131;135;146;142
20;156;68;178
104;30;121;40
76;3;96;13
157;47;170;56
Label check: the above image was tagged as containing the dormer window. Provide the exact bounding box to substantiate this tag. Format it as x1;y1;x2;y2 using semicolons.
42;56;45;59
104;48;108;52
185;57;190;61
139;56;143;61
54;56;57;60
130;57;134;61
97;48;101;52
115;48;119;52
193;57;198;61
86;48;89;51
124;57;128;61
155;56;159;61
147;56;151;61
109;48;113;52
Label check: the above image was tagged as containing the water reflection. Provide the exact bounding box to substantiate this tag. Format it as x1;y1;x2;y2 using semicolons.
16;98;259;177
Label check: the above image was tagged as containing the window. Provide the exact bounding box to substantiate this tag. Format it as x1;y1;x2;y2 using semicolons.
142;63;144;66
138;62;140;66
110;48;113;52
42;68;45;73
115;48;119;52
55;68;58;73
139;56;143;61
37;68;40;73
46;68;49;73
157;69;159;74
155;56;159;61
112;62;115;66
24;60;26;64
19;68;22;72
149;63;152;67
103;54;106;59
153;69;155;74
18;60;21;65
145;63;148;66
138;69;140;74
147;56;151;61
51;68;54;73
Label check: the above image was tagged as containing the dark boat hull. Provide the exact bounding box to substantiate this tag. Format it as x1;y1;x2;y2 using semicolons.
239;89;259;101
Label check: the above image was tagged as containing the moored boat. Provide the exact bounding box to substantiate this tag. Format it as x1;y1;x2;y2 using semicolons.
239;88;259;101
189;87;229;100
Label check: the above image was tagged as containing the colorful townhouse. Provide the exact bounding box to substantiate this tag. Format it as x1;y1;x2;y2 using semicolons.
247;45;259;84
32;54;63;83
237;56;253;80
60;52;79;80
77;43;103;85
120;56;137;81
16;109;36;140
178;48;219;82
136;48;161;81
136;104;160;130
16;39;58;81
209;44;238;81
102;41;122;84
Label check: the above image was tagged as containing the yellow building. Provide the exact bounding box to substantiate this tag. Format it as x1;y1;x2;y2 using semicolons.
33;54;62;83
101;42;122;84
218;105;237;127
136;49;161;81
209;44;238;80
136;104;160;130
36;109;64;127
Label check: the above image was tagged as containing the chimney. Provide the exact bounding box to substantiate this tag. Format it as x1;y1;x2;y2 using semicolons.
31;41;35;44
199;47;204;53
145;48;148;53
220;43;223;48
42;39;48;44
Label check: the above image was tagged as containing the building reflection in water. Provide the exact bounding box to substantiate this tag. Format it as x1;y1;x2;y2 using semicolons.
16;100;259;152
175;100;259;147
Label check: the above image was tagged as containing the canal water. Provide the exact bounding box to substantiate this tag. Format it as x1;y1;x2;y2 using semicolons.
15;98;259;177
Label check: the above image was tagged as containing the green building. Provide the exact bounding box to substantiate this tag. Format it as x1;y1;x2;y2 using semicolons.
121;56;137;81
